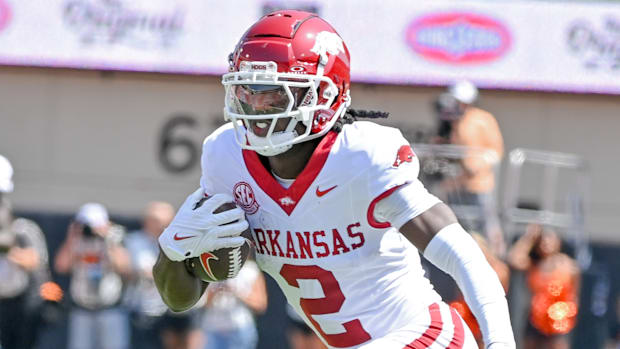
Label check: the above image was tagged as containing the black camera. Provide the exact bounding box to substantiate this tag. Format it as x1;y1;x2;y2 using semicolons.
82;224;96;238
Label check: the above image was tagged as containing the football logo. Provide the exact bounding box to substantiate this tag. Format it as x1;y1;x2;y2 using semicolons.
393;145;415;167
199;252;219;281
233;182;259;214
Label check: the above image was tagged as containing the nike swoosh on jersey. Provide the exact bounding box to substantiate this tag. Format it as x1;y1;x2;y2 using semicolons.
316;185;338;197
173;233;196;241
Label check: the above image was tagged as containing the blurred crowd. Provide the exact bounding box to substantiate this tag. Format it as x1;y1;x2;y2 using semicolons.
0;154;269;349
0;82;619;349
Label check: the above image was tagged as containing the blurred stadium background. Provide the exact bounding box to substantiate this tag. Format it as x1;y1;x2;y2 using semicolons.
0;0;619;348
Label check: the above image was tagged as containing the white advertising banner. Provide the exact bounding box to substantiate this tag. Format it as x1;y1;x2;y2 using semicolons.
0;0;258;74
0;0;618;94
333;0;620;94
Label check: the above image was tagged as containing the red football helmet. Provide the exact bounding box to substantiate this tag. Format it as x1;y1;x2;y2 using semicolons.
222;10;351;156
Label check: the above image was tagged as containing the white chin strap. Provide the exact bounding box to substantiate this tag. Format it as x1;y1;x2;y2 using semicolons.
246;129;299;156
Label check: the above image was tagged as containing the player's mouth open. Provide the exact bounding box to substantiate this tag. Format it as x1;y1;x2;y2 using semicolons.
250;120;271;137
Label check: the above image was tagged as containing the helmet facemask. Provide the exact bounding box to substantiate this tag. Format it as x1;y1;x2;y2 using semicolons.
223;61;346;156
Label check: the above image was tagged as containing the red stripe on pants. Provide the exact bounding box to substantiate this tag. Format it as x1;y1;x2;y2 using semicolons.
447;307;465;349
404;303;443;349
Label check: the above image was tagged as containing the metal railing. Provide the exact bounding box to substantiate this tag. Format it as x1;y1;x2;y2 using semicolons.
502;148;591;269
412;144;591;268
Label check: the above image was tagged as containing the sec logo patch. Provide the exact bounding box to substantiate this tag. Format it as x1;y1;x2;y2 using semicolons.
233;182;259;214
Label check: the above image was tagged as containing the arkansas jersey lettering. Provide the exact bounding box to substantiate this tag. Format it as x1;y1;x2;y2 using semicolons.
393;144;415;167
201;122;443;346
251;222;366;259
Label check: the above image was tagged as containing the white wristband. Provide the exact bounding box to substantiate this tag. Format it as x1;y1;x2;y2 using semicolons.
423;223;515;348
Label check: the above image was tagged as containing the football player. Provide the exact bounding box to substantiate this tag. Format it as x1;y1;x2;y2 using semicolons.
154;10;515;349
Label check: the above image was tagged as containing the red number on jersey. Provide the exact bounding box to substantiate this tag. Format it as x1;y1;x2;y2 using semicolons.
279;264;371;347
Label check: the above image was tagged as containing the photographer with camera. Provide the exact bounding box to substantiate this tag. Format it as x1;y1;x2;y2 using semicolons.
432;81;506;257
54;203;131;349
0;155;50;349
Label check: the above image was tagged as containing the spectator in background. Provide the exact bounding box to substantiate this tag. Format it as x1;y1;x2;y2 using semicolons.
0;154;51;349
125;201;175;349
126;201;204;349
507;223;580;349
201;256;267;349
435;81;505;256
54;203;131;349
432;91;461;145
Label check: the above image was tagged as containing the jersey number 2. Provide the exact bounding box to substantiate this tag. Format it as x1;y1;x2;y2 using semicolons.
280;264;371;347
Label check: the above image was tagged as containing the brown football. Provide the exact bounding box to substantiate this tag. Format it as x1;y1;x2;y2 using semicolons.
185;201;253;282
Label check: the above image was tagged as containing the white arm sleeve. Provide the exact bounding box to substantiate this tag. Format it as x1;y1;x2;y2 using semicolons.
374;180;441;229
423;223;516;348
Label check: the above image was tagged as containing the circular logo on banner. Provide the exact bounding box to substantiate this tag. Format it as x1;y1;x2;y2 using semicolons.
405;12;511;64
0;0;12;32
233;182;259;215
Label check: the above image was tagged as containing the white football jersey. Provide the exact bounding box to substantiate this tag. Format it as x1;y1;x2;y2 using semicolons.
200;121;445;348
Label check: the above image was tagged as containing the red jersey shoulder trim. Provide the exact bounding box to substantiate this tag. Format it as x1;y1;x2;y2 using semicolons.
366;183;408;229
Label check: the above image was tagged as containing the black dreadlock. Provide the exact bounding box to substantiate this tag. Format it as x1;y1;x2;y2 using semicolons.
332;108;390;133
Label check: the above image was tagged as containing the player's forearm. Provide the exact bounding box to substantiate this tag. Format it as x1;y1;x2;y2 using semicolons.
423;224;515;348
153;249;208;312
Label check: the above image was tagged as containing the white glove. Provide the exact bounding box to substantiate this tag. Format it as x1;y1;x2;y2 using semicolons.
159;188;248;261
